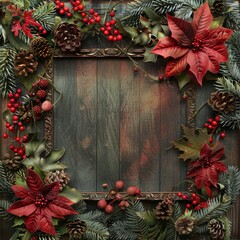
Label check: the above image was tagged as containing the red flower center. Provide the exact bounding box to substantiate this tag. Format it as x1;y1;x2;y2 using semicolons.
201;156;213;168
34;194;48;208
191;37;204;52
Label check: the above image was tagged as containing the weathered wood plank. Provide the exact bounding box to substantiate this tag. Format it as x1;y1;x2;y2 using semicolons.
96;58;120;191
119;60;140;187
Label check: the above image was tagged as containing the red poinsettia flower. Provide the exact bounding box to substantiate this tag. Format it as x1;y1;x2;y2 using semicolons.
7;168;78;236
187;143;226;195
151;2;232;85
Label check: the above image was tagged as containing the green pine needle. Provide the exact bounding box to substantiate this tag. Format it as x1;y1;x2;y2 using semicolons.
83;220;109;240
0;44;17;97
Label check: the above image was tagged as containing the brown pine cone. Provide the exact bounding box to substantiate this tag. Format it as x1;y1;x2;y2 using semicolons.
208;219;226;240
67;219;87;239
211;0;225;17
175;216;195;235
2;153;23;170
45;170;70;191
208;91;236;114
155;200;173;220
15;50;38;77
54;23;83;53
31;37;52;58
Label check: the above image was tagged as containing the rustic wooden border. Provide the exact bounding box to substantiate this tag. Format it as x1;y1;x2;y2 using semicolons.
45;48;196;200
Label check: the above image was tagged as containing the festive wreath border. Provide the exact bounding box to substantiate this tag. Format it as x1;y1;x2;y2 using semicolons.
0;0;240;239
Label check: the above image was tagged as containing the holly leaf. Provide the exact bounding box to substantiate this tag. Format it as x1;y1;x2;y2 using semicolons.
172;125;211;161
144;47;157;62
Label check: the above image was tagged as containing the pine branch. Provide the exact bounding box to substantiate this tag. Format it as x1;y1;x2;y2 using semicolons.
121;0;183;27
224;0;240;30
30;0;45;8
215;77;240;98
33;2;56;31
83;220;109;240
219;215;231;240
220;110;240;130
219;165;240;203
193;196;232;225
0;44;17;97
0;199;14;220
80;210;106;222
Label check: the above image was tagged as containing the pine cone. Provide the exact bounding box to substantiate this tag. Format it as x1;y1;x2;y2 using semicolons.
155;200;173;220
211;0;225;17
67;219;87;239
208;219;226;240
175;216;195;235
31;37;52;58
208;91;236;114
2;153;22;170
45;170;70;190
15;50;38;77
54;23;83;53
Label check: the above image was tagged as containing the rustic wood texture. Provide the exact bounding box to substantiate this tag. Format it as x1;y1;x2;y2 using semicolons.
53;57;184;193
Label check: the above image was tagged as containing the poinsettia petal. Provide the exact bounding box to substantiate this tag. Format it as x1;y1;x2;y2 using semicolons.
165;54;188;77
25;212;40;233
214;162;227;173
203;27;233;46
42;182;60;200
193;2;212;36
11;185;29;199
210;146;224;163
187;50;209;86
48;200;78;217
208;165;220;187
167;14;195;46
55;195;75;206
26;168;44;193
151;37;189;58
38;213;56;236
204;48;220;73
7;197;36;217
200;143;212;157
203;44;228;64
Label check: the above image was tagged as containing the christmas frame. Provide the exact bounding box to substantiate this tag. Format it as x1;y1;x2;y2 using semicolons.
0;0;240;239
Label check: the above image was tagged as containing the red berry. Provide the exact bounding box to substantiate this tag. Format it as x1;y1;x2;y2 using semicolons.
108;35;114;41
95;16;101;22
12;115;19;121
9;126;14;131
103;30;109;35
186;203;191;209
127;186;141;196
10;98;15;103
17;89;22;94
18;149;24;155
9;145;14;150
59;9;65;15
215;115;220;121
192;200;197;205
182;195;187;200
105;204;114;214
6;123;10;128
14;103;19;108
59;2;64;7
42;30;47;35
19;126;25;131
100;27;105;32
41;100;53;112
207;125;213;130
18;122;22;126
67;12;72;18
204;123;209;127
15;93;20;98
75;0;81;5
110;19;116;25
64;6;69;12
115;180;124;190
2;134;8;139
78;4;84;10
14;148;18;153
177;192;182;197
81;12;86;17
73;6;79;11
33;105;42;115
39;26;44;31
97;199;108;209
220;132;225;138
208;118;213;123
113;29;119;35
116;34;122;41
83;17;89;23
106;26;112;31
209;137;213;143
7;103;12;108
15;137;21;142
191;193;196;198
36;90;47;99
89;18;95;24
109;11;115;17
133;67;138;72
211;120;218;127
8;93;14;98
105;22;110;27
10;107;16;112
89;8;94;14
38;79;49;88
22;135;28;142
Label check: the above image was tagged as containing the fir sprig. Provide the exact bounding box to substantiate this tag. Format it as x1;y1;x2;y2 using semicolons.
0;44;17;97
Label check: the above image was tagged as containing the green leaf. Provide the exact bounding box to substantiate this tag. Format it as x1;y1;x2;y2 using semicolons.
43;148;65;165
210;16;225;29
53;16;62;32
42;162;66;172
143;47;157;63
22;231;32;240
144;8;161;21
124;26;139;38
136;211;157;225
2;110;12;124
24;140;45;159
172;125;210;161
13;217;24;227
176;72;191;90
59;186;83;204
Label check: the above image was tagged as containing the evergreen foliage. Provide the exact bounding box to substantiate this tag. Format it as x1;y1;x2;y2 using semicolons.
33;2;56;31
0;44;17;97
0;200;13;220
224;0;240;30
194;196;232;225
219;165;240;203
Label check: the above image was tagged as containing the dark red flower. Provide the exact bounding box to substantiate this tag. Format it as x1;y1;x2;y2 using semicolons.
187;143;226;194
7;169;78;236
151;2;232;85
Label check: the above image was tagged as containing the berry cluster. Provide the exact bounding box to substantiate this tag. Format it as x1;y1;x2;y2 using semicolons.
2;89;28;159
177;192;208;210
29;79;52;120
100;13;123;42
203;115;225;142
97;180;141;214
38;26;47;35
55;0;72;18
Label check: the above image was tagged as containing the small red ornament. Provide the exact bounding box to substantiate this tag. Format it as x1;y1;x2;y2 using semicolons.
105;204;114;214
97;199;107;209
115;180;124;190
